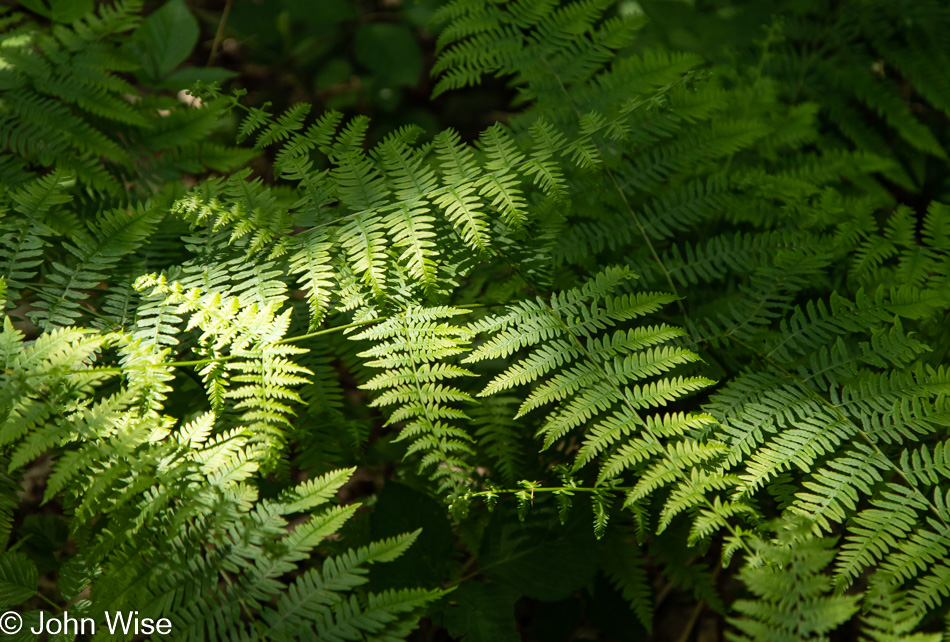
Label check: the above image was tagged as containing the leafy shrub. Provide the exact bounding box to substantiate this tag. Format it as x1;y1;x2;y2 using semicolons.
1;0;949;640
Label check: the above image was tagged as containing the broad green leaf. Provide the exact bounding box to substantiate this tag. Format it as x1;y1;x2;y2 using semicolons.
479;502;597;602
132;0;200;82
368;482;455;590
437;582;520;642
0;552;37;607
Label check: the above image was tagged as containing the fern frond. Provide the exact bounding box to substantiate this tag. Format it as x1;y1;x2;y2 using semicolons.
467;269;718;526
728;516;859;642
355;306;477;495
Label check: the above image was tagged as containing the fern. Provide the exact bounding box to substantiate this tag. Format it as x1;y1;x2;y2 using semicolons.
0;305;441;638
0;1;248;196
354;306;477;495
2;0;950;638
728;517;859;642
466;267;712;477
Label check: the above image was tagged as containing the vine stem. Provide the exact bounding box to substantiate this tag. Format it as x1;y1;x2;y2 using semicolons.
275;318;379;344
71;318;379;376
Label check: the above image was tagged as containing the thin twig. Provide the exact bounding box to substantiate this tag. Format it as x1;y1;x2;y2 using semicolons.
207;0;234;67
675;600;705;642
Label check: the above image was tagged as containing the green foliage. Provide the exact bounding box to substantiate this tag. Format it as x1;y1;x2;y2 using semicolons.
1;0;950;639
224;0;437;132
729;517;860;642
637;0;950;195
0;0;249;197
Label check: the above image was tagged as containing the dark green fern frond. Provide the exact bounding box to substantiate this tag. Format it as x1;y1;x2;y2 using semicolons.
0;0;247;197
0;171;71;306
728;516;859;642
29;202;164;330
468;396;525;486
465;268;731;537
598;525;653;630
431;0;644;107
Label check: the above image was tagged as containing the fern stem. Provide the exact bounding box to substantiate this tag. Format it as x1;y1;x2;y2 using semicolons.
81;356;234;376
66;307;523;376
538;57;691;327
655;577;677;609
603;167;690;325
276;318;380;344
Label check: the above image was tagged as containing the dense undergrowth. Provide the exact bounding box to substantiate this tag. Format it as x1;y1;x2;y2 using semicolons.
1;0;949;640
